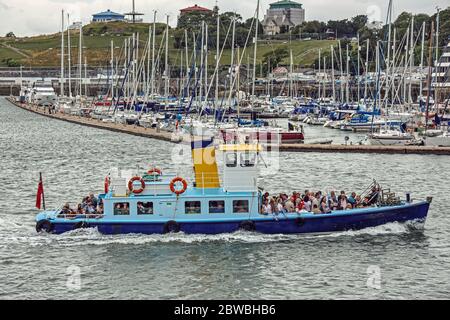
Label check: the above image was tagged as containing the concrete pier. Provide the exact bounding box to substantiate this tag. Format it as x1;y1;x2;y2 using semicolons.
5;97;450;155
5;97;178;143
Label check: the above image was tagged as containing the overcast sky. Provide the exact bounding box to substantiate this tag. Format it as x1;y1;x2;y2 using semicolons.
0;0;448;36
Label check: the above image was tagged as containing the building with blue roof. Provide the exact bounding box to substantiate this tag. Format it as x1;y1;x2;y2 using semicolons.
92;9;125;23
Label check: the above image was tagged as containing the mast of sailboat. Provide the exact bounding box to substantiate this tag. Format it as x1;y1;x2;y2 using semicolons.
215;9;220;110
364;39;369;104
323;56;327;100
146;25;151;102
425;21;435;133
78;24;83;98
151;10;157;97
357;33;360;103
251;0;260;107
290;49;293;99
419;21;426;100
435;7;441;105
403;26;409;104
124;38;128;100
199;21;205;106
84;57;87;97
338;40;343;103
205;23;209;101
185;29;190;97
408;16;414;105
390;28;396;109
179;44;184;97
229;14;236;111
370;40;380;135
385;0;392;108
318;49;321;101
435;7;440;67
111;40;114;101
346;44;349;104
136;32;140;96
60;10;65;97
67;13;72;99
164;15;170;109
331;45;336;102
237;46;241;119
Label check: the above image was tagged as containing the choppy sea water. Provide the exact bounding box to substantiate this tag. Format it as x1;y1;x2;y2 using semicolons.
0;97;449;300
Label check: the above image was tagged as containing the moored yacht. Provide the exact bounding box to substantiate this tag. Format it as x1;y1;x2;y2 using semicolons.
31;81;58;106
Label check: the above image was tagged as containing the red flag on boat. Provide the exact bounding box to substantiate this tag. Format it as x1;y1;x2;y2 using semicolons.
36;173;45;210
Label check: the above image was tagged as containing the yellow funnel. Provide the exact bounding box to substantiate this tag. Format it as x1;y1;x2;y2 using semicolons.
191;138;220;189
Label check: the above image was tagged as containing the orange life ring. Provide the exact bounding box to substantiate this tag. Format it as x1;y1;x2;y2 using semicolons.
147;168;162;176
170;177;188;196
128;176;146;194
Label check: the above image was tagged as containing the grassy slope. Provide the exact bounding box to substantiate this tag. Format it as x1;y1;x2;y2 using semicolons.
0;22;336;68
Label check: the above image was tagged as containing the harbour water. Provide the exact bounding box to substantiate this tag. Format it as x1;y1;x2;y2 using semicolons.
1;97;449;299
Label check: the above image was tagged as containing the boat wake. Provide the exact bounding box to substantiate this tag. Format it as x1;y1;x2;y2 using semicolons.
0;219;425;248
317;220;425;239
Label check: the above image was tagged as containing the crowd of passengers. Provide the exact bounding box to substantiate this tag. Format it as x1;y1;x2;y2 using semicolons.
60;193;103;215
261;188;379;215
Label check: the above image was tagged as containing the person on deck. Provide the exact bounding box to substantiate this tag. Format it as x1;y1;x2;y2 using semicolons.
302;195;312;212
312;204;322;214
262;199;271;215
320;197;331;214
89;193;98;208
76;204;84;214
269;198;278;215
328;191;339;210
348;192;357;208
338;194;348;210
276;198;285;214
285;198;295;213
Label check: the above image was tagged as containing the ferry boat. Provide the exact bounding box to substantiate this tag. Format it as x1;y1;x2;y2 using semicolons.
35;139;431;235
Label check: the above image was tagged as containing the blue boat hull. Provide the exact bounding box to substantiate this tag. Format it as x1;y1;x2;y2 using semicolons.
40;201;430;235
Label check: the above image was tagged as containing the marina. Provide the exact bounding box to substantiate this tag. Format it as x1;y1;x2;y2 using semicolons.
6;96;450;155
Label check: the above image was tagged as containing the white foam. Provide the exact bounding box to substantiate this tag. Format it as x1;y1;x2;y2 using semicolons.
316;220;426;238
0;220;426;248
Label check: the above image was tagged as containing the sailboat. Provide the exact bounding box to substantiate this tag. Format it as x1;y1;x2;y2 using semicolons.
219;0;305;144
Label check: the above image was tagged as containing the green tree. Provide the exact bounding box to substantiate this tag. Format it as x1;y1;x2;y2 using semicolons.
301;20;327;34
262;47;289;74
220;12;243;28
431;7;450;48
3;58;20;67
351;15;368;33
177;11;215;31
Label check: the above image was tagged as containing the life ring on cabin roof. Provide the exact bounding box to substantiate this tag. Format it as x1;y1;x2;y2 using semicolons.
128;176;146;194
170;177;188;196
147;168;162;176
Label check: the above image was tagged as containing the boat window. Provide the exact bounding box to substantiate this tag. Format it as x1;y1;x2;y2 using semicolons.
114;202;130;216
240;152;256;167
185;201;201;214
233;200;249;213
209;201;225;214
226;153;237;167
137;202;154;215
